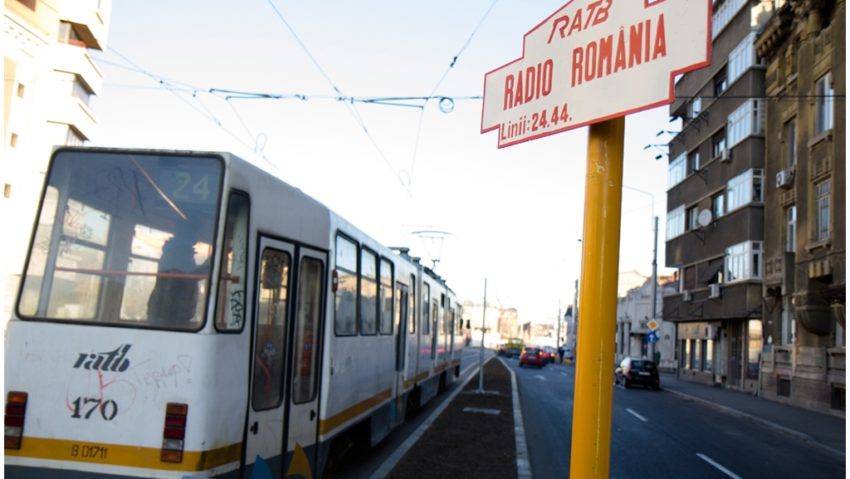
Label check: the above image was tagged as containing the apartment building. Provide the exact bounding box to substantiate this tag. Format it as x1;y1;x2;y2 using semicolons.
2;0;111;318
663;0;774;393
755;0;845;416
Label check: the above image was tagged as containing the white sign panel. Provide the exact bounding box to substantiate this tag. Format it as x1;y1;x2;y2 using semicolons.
481;0;711;148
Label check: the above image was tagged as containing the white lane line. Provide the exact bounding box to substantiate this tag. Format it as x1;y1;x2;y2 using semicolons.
534;375;548;381
626;408;648;422
696;453;743;479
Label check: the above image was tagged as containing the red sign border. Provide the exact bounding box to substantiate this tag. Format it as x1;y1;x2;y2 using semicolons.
480;0;713;148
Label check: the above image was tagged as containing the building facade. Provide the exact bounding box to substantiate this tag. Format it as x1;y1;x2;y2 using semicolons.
663;0;775;393
616;276;678;372
2;0;111;321
755;0;845;416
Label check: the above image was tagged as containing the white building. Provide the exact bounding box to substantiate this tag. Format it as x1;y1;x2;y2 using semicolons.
2;0;111;321
616;276;678;371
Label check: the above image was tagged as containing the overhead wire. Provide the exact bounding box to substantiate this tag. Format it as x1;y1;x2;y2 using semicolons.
408;0;501;190
264;0;411;195
100;47;280;173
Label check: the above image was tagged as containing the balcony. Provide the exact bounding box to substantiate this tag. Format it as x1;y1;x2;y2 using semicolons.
50;42;104;95
57;0;111;50
47;93;97;141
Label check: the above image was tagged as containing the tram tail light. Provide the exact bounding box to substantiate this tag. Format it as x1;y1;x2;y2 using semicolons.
161;402;188;463
5;391;28;450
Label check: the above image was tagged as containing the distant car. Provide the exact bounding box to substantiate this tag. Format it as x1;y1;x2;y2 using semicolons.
541;346;558;363
496;344;508;356
615;357;660;389
519;346;547;368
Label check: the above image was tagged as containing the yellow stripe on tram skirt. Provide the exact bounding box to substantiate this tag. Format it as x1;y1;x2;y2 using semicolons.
6;437;242;472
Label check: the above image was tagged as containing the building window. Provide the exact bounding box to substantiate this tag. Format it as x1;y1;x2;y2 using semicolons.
683;339;691;369
10;133;19;148
835;320;844;348
712;0;746;39
728;31;760;86
712;193;725;219
667;153;686;188
781;296;795;345
785;118;797;168
56;71;92;106
747;320;763;380
17;0;36;10
666;205;685;240
816;72;834;134
712;130;727;160
57;21;86;47
714;68;728;96
686;206;699;231
688;150;700;173
704;339;714;371
815;180;831;241
726;169;763;212
689;97;702;119
727;100;764;148
65;126;85;146
16;83;25;98
691;339;700;370
725;241;763;283
785;206;796;253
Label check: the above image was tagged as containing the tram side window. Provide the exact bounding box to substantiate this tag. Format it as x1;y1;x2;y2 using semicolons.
293;256;323;404
379;258;393;335
253;249;290;411
423;283;431;335
409;275;416;335
215;192;249;331
360;248;378;335
334;234;357;336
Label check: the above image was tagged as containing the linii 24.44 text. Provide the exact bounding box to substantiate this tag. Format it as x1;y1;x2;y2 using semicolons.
500;103;571;142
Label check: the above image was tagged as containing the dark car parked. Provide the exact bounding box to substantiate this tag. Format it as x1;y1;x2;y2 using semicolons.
614;357;660;389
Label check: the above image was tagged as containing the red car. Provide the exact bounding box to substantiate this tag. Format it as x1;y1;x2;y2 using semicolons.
518;346;547;368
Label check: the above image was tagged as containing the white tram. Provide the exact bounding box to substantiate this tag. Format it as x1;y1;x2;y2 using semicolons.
4;147;465;478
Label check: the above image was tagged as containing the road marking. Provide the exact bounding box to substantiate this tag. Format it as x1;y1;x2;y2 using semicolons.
696;453;743;479
463;407;501;415
534;375;547;381
626;408;648;422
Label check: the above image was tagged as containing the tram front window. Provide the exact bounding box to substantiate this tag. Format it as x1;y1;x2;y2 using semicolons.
18;149;223;331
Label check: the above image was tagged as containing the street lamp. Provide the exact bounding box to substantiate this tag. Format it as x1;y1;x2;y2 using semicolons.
622;185;659;362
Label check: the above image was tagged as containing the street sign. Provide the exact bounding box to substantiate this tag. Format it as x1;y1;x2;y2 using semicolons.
481;0;711;148
646;331;659;344
647;318;659;331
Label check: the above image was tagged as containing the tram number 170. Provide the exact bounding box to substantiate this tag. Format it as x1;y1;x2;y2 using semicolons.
70;397;118;421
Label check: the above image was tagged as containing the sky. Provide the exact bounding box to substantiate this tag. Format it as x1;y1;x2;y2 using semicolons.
90;0;679;324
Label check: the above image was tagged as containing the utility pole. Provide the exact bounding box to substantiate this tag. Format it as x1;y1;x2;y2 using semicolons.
650;216;659;362
476;278;487;394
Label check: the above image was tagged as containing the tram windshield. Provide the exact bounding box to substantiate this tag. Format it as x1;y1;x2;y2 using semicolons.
17;150;223;331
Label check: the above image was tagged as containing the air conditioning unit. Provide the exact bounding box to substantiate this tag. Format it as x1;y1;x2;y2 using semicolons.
682;290;692;302
720;149;732;162
709;283;721;299
776;169;795;189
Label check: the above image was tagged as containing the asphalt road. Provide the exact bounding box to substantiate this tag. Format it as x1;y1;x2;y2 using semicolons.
506;357;845;478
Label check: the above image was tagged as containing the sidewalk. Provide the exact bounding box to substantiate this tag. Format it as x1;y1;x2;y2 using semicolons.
659;372;846;458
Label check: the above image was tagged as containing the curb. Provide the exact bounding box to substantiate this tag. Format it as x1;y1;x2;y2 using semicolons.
663;388;845;459
499;357;532;479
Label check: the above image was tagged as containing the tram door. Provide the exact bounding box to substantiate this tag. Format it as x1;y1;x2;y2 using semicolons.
244;238;325;478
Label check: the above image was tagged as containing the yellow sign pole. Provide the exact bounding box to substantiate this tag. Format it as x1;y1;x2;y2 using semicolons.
569;116;625;478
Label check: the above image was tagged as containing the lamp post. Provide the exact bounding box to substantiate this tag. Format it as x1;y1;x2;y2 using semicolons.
623;185;659;362
476;278;487;394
